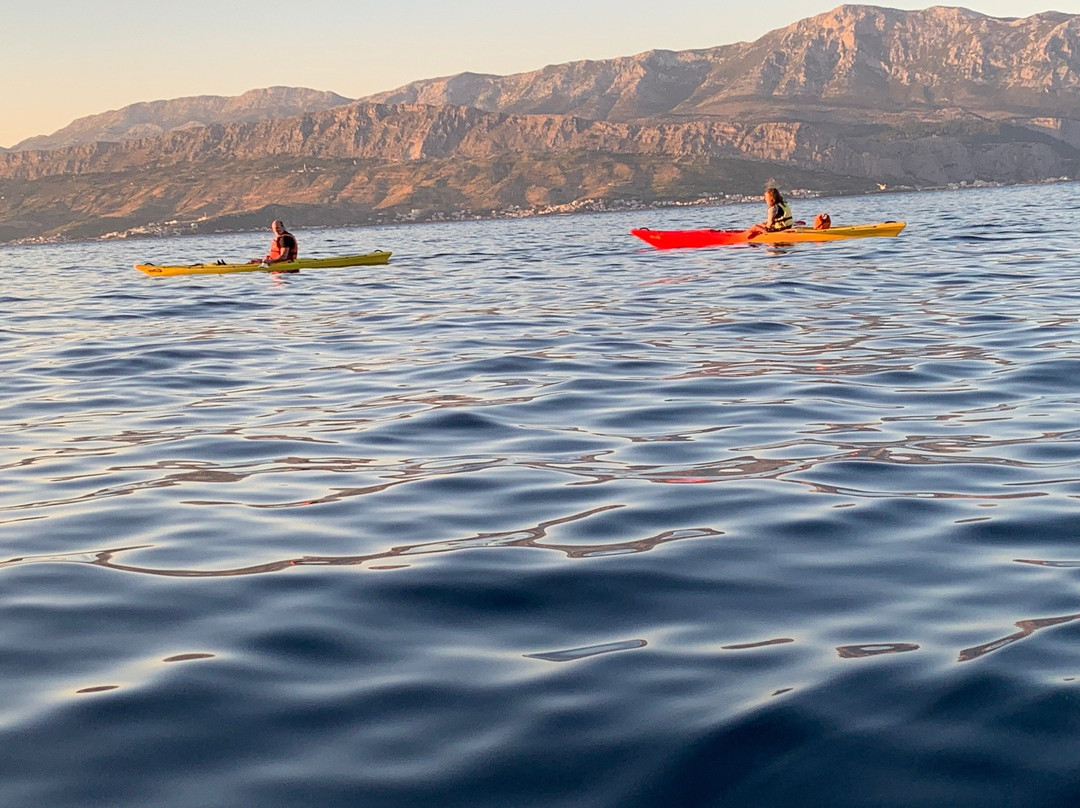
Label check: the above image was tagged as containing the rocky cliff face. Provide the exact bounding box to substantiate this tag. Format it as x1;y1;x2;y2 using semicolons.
2;102;1073;186
0;104;799;180
362;50;722;121
364;6;1080;120
11;87;353;152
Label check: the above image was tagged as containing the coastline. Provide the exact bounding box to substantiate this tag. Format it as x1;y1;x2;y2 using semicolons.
7;177;1057;248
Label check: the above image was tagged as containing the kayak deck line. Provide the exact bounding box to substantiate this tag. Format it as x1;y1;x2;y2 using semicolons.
631;222;906;249
135;250;392;276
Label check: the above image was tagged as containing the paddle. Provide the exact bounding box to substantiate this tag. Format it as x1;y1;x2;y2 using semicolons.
746;220;807;240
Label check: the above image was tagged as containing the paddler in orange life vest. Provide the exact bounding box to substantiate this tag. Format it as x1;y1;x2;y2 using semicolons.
250;219;298;266
748;188;794;236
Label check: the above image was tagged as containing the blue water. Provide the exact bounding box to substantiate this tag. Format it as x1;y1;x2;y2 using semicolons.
4;184;1080;806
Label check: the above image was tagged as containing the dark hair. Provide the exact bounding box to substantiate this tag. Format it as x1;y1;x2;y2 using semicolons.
765;187;785;205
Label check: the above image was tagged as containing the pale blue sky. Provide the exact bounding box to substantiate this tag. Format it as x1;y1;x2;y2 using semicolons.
4;1;1080;147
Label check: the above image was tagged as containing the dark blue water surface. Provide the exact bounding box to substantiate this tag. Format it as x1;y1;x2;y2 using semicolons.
4;184;1080;807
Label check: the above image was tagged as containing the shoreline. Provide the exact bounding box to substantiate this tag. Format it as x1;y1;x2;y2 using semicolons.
5;177;1070;248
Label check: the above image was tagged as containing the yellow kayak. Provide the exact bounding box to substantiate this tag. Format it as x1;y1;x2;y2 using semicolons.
135;250;392;276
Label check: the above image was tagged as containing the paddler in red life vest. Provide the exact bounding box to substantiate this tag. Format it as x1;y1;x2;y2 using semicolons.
747;188;794;236
250;220;298;266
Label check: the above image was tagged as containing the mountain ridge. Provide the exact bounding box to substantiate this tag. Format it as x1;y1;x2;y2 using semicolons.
361;6;1080;121
11;87;353;152
20;5;1080;151
4;4;1080;243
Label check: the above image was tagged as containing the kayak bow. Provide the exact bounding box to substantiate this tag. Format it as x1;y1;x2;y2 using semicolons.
135;250;392;276
631;222;906;249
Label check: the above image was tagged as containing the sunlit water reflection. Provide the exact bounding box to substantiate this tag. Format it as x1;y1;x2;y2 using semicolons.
4;185;1080;806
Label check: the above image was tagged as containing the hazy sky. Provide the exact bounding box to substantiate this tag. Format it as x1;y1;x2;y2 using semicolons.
5;1;1080;147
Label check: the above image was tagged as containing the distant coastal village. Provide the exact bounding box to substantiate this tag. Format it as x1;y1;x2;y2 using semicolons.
14;178;1039;246
45;177;1060;245
8;190;819;244
96;190;828;243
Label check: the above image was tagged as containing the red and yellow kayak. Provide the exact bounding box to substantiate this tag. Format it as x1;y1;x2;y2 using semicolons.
631;222;906;249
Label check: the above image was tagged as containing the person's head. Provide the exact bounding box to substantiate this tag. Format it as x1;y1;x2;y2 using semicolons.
272;219;286;234
765;187;784;205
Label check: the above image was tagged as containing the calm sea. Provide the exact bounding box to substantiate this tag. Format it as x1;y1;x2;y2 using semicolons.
4;184;1080;807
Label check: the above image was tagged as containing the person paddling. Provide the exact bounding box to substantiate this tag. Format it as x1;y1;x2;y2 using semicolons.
748;188;793;236
250;219;298;266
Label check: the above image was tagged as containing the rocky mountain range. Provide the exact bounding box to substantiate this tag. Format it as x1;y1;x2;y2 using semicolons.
4;4;1080;243
10;87;353;152
363;6;1080;122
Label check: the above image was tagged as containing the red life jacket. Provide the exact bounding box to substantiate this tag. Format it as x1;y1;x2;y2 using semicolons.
268;232;298;261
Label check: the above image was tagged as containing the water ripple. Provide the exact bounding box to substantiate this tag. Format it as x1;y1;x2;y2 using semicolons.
5;187;1080;806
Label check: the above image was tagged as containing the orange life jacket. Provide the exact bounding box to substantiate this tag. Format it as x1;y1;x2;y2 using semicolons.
269;232;298;261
